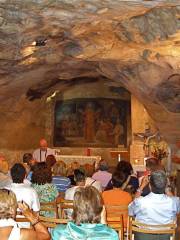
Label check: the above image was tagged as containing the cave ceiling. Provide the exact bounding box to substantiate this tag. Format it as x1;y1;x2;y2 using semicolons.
0;0;180;144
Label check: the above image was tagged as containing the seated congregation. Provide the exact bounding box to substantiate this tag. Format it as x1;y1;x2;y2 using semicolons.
0;150;179;240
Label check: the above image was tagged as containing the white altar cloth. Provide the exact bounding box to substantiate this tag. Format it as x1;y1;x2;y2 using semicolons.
55;155;101;165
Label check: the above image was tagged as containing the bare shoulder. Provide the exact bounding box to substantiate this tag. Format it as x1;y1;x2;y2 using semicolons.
19;228;37;240
20;229;50;240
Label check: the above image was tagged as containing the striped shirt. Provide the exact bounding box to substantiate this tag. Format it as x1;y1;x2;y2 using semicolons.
52;176;71;192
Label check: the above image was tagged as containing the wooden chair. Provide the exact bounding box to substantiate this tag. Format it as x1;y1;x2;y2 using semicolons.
128;217;177;240
105;205;129;240
15;215;68;229
15;210;31;223
15;216;33;229
39;216;69;228
107;216;124;240
40;201;59;218
58;199;74;219
15;217;30;223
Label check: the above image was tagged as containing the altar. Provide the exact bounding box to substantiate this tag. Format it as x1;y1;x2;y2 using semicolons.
55;154;101;165
110;150;130;161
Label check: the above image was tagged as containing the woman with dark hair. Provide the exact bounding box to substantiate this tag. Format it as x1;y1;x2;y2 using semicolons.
0;189;50;240
31;162;58;217
105;160;139;194
22;153;37;182
46;155;57;169
67;161;81;186
52;186;118;240
116;160;139;193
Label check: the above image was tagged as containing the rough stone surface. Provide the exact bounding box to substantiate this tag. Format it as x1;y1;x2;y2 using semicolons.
0;0;179;157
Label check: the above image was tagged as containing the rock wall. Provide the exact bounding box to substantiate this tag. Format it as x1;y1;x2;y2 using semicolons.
0;0;179;167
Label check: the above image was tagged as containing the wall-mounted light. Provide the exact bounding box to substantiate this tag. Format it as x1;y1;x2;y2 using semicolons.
33;36;47;46
46;90;59;103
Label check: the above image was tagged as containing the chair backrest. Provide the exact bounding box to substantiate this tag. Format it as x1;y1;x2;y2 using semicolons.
15;217;30;223
58;199;74;219
40;201;59;218
105;205;129;240
105;204;129;218
128;217;176;240
107;216;124;240
39;216;69;228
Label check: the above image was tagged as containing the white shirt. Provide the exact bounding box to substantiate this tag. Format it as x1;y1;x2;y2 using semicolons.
0;219;20;240
65;186;79;201
85;177;102;192
33;147;55;162
65;186;80;218
8;183;40;212
128;192;180;225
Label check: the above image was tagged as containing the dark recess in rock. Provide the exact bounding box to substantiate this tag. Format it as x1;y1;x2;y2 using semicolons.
155;74;180;113
109;86;130;95
26;76;104;101
26;88;44;101
26;77;61;101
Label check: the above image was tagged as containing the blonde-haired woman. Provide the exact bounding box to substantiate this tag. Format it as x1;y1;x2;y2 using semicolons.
0;189;50;240
52;161;71;193
52;186;118;240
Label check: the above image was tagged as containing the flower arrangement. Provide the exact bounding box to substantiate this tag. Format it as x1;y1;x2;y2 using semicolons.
151;145;168;161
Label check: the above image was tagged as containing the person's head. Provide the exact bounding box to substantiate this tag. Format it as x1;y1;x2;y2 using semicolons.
10;163;26;183
84;163;95;177
74;169;85;186
39;138;48;151
117;160;133;176
98;159;109;171
112;171;127;188
46;155;56;169
145;157;160;172
23;153;33;164
0;189;17;219
71;161;80;171
66;166;74;176
22;153;36;167
31;162;52;185
73;186;103;225
150;170;167;194
52;161;66;176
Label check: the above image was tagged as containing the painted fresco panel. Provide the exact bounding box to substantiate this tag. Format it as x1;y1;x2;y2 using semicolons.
54;98;130;147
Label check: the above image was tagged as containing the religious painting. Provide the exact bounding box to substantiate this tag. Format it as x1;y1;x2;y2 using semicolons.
54;98;130;147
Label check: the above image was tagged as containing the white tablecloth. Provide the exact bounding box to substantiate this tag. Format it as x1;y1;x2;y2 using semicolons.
55;155;101;165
